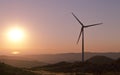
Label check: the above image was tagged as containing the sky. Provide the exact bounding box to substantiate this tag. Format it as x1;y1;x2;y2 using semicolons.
0;0;120;55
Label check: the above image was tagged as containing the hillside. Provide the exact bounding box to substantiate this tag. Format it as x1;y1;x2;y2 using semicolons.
31;56;120;74
0;59;46;68
86;56;114;64
0;62;39;75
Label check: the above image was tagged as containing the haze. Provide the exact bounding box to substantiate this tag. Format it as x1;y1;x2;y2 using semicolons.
0;0;120;55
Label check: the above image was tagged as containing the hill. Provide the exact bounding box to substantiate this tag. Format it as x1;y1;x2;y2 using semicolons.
0;62;39;75
86;56;114;64
31;56;120;74
1;59;46;68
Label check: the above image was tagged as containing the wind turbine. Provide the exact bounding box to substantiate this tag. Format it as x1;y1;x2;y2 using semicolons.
72;13;102;62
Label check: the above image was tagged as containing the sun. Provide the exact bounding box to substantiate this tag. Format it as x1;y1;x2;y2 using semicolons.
7;27;24;42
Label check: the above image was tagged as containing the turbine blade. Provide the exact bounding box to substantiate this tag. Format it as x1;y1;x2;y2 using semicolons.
85;23;103;28
72;12;84;26
77;28;83;44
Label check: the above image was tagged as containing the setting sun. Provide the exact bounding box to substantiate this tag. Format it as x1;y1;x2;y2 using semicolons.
7;27;24;42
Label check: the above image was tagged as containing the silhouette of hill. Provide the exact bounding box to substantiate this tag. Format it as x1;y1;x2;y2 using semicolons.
31;57;120;74
116;58;120;63
31;61;73;72
0;62;39;75
86;56;114;64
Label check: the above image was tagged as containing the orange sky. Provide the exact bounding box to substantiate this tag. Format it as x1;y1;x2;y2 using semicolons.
0;0;120;55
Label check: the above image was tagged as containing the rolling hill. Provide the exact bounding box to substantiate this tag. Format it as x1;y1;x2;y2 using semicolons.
1;59;46;68
0;62;39;75
31;56;120;74
86;56;114;64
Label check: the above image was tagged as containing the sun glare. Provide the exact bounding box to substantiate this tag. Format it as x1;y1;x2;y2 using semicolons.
7;27;24;42
12;51;20;55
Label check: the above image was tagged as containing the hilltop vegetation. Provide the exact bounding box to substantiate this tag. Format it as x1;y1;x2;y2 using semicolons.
0;62;39;75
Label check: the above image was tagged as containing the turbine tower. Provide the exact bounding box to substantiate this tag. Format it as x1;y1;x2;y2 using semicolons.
72;13;102;62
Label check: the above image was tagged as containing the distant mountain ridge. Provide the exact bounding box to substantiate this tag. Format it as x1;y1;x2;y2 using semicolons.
0;52;120;65
25;52;120;63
